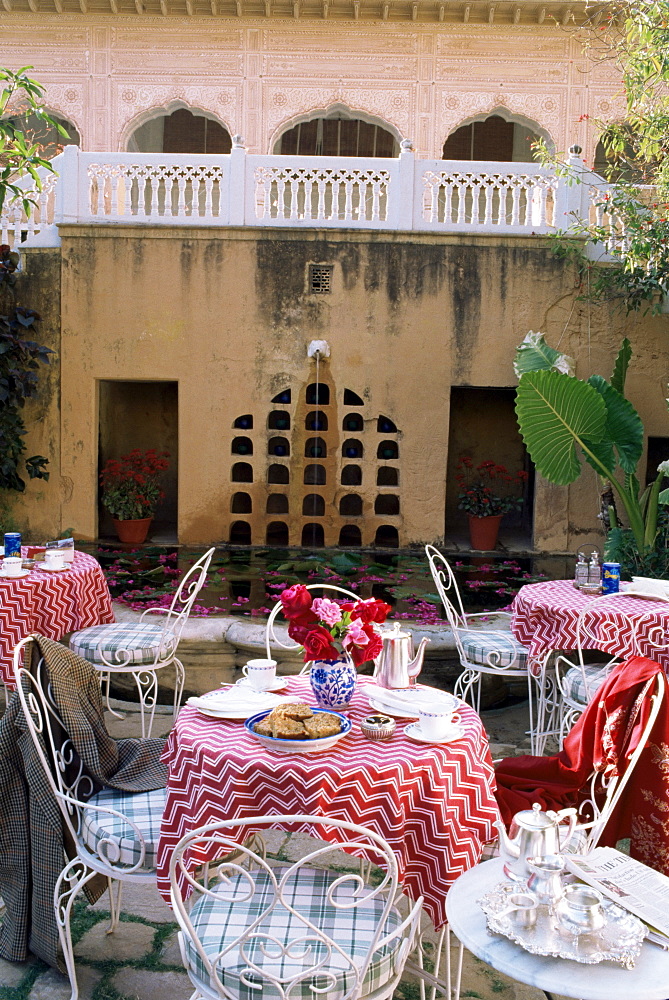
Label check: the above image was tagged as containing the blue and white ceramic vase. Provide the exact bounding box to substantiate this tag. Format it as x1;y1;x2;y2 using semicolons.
309;655;357;711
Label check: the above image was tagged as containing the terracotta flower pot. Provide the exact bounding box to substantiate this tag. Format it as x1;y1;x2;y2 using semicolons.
112;517;153;544
468;514;502;551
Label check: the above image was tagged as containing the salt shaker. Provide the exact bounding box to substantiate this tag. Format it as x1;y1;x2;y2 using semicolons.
574;551;588;589
587;550;601;587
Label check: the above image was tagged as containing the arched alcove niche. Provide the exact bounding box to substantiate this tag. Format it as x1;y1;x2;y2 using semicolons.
442;109;553;163
4;108;80;159
272;104;400;157
125;102;232;154
593;136;643;183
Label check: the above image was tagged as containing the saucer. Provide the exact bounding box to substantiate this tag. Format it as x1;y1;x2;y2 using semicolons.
235;677;287;693
36;562;70;572
0;568;30;579
404;721;465;745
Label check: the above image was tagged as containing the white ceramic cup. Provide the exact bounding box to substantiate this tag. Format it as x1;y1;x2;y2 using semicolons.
44;549;66;570
416;707;455;740
242;658;277;691
3;556;23;578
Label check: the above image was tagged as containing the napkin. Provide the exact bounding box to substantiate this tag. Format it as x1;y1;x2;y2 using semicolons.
368;686;454;716
187;689;294;715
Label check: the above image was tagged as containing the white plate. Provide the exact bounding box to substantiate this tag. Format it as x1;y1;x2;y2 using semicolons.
187;688;289;720
0;568;30;579
404;721;466;745
245;708;352;753
36;562;70;572
367;685;460;719
234;676;287;693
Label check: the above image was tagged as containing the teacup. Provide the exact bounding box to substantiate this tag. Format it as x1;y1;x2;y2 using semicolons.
416;707;455;740
242;658;278;691
2;556;23;578
44;549;66;570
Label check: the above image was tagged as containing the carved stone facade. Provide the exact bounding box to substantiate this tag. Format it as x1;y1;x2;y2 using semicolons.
0;16;623;162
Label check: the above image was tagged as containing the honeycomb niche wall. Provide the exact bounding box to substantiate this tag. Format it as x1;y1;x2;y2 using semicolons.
226;366;401;547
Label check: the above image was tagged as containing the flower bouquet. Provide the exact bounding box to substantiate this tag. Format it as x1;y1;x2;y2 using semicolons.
279;584;391;710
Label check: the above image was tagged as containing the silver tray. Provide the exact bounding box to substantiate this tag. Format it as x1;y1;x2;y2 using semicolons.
478;881;646;969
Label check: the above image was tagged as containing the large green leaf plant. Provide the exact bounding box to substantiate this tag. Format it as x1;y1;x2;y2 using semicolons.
514;332;669;577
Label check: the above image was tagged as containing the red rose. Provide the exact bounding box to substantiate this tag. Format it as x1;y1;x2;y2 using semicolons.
348;623;383;667
302;625;339;663
287;620;312;645
280;585;315;620
350;598;391;625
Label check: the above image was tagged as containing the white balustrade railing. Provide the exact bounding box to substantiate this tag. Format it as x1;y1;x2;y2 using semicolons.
2;143;605;249
417;161;557;233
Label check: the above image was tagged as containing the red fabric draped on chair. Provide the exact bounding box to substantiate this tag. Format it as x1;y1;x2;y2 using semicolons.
495;656;669;873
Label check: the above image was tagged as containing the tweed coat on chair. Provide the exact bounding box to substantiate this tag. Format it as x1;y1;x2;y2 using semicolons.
0;634;167;971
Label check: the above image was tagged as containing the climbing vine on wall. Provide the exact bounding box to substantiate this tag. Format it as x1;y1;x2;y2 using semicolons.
0;291;52;492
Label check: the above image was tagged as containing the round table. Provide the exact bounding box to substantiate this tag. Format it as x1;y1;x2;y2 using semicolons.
511;581;669;669
0;550;114;686
156;677;501;930
446;858;669;1000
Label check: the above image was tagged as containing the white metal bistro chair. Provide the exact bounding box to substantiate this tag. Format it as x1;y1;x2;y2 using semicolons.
264;582;359;669
69;547;215;736
12;635;166;1000
169;813;423;1000
424;545;539;750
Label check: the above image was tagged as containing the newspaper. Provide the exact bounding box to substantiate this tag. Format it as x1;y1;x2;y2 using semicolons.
565;847;669;943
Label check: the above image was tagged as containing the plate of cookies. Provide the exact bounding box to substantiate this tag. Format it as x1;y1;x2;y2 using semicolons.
245;700;352;753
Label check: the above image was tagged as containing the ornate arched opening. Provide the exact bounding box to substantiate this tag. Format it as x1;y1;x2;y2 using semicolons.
126;104;231;154
443;109;551;162
272;104;400;157
5;109;80;159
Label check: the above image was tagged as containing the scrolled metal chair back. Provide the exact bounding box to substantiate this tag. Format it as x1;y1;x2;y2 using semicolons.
424;545;466;630
170;814;420;1000
12;636;152;874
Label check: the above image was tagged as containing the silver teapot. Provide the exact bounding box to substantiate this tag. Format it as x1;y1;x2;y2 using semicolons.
373;622;429;689
495;802;577;879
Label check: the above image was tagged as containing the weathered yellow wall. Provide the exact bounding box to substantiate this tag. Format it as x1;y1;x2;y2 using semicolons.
18;225;661;552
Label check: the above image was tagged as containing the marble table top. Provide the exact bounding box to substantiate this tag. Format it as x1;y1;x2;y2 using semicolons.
446;858;669;1000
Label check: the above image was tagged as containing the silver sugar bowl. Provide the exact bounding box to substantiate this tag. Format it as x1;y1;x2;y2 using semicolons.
360;714;396;740
554;884;605;936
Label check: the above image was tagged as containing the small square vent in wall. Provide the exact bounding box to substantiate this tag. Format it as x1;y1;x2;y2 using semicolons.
309;264;333;294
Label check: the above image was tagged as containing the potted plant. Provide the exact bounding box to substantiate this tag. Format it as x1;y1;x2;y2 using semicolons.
279;585;390;710
100;448;170;544
456;457;528;550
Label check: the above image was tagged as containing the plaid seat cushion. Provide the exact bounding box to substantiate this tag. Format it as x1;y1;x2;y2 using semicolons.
70;623;169;666
458;631;528;671
81;786;166;869
563;664;610;706
183;866;403;1000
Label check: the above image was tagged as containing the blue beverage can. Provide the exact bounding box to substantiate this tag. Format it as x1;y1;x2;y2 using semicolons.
602;562;621;594
3;532;21;557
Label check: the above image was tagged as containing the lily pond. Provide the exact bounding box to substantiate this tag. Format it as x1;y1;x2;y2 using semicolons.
78;545;572;624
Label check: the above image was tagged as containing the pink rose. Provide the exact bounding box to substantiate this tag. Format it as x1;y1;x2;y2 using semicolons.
312;597;343;626
342;618;370;650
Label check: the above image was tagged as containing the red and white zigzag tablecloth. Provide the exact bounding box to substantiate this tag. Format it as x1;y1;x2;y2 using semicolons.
0;550;114;686
156;677;499;929
511;580;669;669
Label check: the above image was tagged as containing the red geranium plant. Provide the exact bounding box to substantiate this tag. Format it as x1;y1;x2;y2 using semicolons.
279;584;391;667
100;448;170;521
456;456;528;518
